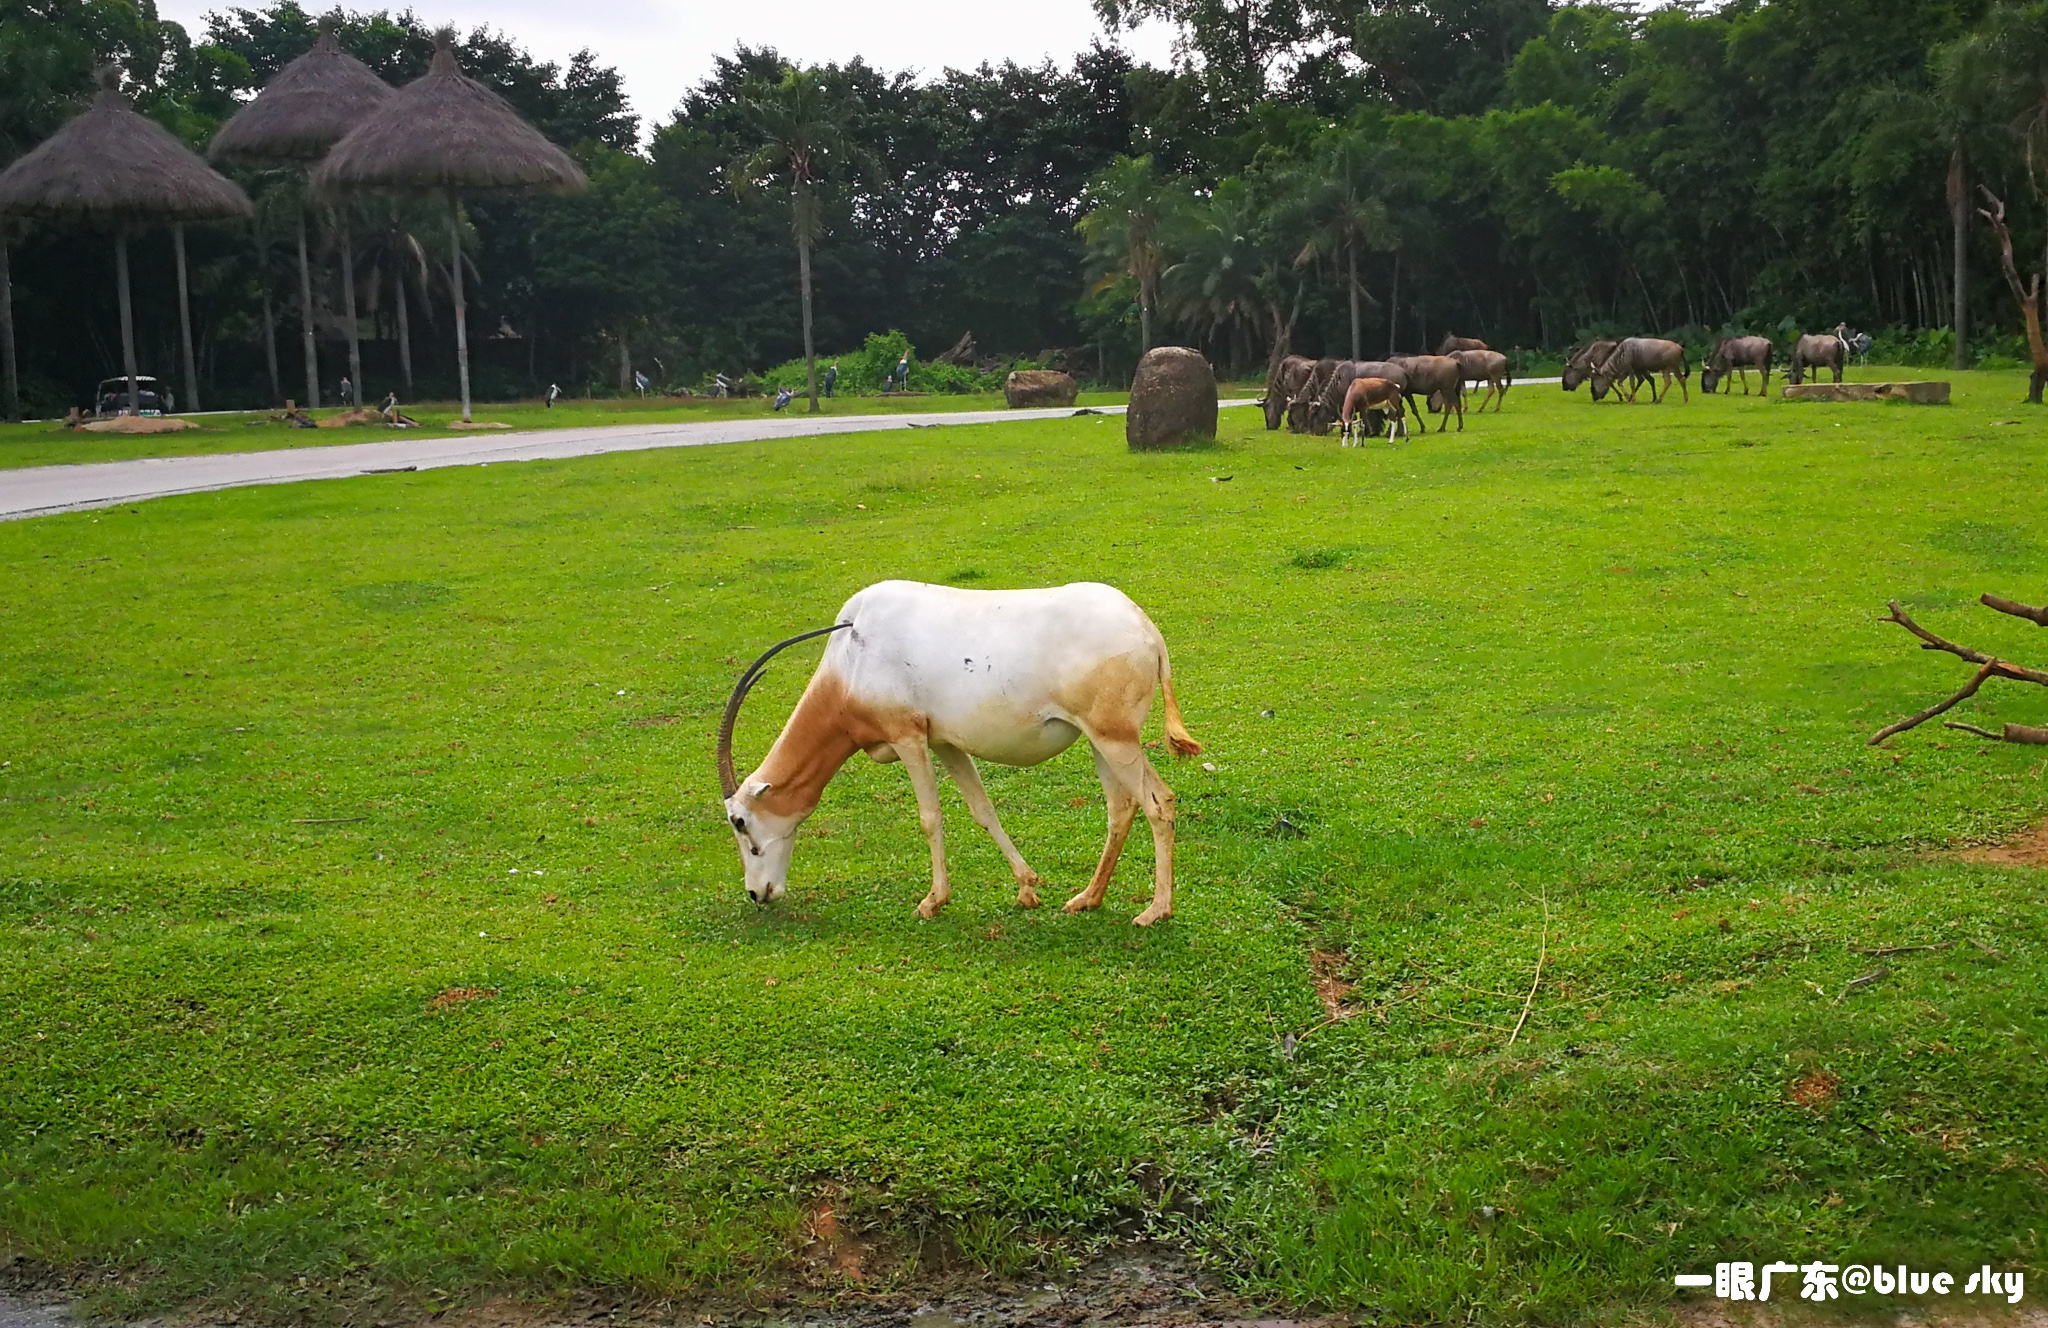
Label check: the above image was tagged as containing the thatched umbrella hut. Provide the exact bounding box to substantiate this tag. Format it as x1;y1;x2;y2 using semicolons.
314;33;585;422
212;18;393;409
0;68;252;416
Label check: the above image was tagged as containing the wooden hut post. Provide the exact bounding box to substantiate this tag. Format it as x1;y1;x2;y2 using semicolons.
0;221;18;423
449;197;471;422
114;231;140;413
173;222;201;412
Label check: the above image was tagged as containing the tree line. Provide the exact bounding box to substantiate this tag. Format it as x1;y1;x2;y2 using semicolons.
3;0;2045;415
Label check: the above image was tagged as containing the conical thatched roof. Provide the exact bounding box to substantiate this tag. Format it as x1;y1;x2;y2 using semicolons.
0;69;254;224
209;19;395;164
312;36;587;196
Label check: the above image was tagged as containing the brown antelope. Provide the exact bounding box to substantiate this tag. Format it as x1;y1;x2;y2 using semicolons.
1287;358;1341;432
1263;354;1315;430
1562;340;1618;391
1701;335;1773;394
1391;354;1466;431
718;582;1201;927
1339;375;1407;443
1451;348;1511;411
1590;338;1689;403
1788;333;1844;384
1307;360;1407;434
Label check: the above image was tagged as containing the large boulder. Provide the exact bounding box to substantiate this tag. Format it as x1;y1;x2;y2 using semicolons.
1126;347;1217;449
1004;369;1078;408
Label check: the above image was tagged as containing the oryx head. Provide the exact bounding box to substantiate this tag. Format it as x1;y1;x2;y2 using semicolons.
715;622;851;905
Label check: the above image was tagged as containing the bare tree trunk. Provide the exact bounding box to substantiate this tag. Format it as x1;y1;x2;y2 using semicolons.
173;223;200;413
1347;242;1361;360
114;231;139;414
394;265;413;396
0;224;18;423
448;199;471;423
1977;187;2047;403
297;210;320;408
1386;251;1400;356
1951;149;1970;371
339;214;362;406
617;326;631;392
799;235;818;411
259;277;280;405
1139;295;1152;357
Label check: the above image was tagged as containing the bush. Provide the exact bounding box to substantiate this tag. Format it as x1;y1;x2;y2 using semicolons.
752;330;1044;397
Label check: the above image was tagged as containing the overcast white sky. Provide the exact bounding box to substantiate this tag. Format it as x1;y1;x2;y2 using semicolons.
153;0;1181;135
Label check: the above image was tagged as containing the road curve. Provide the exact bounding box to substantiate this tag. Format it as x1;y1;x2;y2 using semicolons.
0;401;1258;522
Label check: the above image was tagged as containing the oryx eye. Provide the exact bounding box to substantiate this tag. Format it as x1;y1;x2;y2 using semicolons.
730;815;746;832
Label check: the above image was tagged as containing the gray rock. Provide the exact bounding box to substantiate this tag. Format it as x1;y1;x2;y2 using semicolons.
1125;347;1217;449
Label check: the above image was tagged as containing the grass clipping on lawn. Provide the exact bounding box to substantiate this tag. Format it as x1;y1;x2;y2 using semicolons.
0;371;2043;1322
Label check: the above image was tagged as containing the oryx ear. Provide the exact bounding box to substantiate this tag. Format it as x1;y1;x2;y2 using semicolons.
746;779;773;798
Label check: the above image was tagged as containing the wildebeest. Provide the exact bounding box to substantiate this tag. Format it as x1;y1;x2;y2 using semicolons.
1451;348;1511;412
1287;357;1342;432
1789;332;1845;384
1589;338;1690;403
1562;340;1619;391
718;581;1200;926
1306;360;1408;434
1700;336;1773;394
1340;376;1407;443
1437;333;1489;355
1391;354;1465;431
1263;355;1315;430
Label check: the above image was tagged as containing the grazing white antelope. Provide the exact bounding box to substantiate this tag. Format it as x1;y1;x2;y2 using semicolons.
718;581;1201;926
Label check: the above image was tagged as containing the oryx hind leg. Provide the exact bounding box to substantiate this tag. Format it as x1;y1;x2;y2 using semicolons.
1073;737;1178;927
936;743;1042;907
1065;746;1138;916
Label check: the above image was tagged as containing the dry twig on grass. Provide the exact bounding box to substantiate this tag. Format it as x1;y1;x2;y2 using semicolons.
1868;599;2048;746
1507;889;1550;1048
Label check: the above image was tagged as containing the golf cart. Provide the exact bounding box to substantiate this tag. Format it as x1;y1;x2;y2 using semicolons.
95;376;172;417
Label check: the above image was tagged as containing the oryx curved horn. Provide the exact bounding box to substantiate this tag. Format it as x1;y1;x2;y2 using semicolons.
716;622;852;799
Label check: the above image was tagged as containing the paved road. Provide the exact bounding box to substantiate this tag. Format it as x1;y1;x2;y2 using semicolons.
0;401;1257;521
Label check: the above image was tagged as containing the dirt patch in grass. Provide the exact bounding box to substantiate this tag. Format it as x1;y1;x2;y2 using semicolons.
1307;950;1357;1021
1787;1068;1841;1110
426;986;497;1011
1961;817;2048;867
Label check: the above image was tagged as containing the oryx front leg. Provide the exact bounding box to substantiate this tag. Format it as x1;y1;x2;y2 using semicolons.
894;737;951;919
936;743;1042;908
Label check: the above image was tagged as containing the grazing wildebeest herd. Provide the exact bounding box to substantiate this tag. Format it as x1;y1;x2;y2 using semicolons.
1262;324;1869;441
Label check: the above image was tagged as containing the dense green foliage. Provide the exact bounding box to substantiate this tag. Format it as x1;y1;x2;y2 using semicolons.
8;0;2048;416
2;378;2044;1318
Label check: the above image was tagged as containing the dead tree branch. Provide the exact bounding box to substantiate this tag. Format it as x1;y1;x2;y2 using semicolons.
1870;599;2048;744
1981;593;2048;627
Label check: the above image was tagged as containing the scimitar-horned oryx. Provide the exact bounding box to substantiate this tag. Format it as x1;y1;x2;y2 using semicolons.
718;581;1201;926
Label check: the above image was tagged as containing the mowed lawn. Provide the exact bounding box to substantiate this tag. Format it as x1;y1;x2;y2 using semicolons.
2;373;2044;1323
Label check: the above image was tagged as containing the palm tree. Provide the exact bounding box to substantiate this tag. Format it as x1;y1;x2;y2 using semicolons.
734;66;856;412
1864;36;1998;370
1278;129;1395;360
1162;178;1305;378
1078;155;1180;357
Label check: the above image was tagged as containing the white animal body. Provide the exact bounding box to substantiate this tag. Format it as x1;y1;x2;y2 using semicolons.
717;580;1201;926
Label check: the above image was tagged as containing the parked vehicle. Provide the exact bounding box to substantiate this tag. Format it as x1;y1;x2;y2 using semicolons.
95;376;170;417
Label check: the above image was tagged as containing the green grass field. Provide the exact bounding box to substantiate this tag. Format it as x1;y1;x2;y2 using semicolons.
0;387;1180;471
2;371;2044;1323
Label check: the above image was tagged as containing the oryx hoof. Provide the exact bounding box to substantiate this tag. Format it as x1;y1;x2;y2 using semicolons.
1062;891;1104;915
1132;903;1172;927
1017;884;1042;909
916;894;947;919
